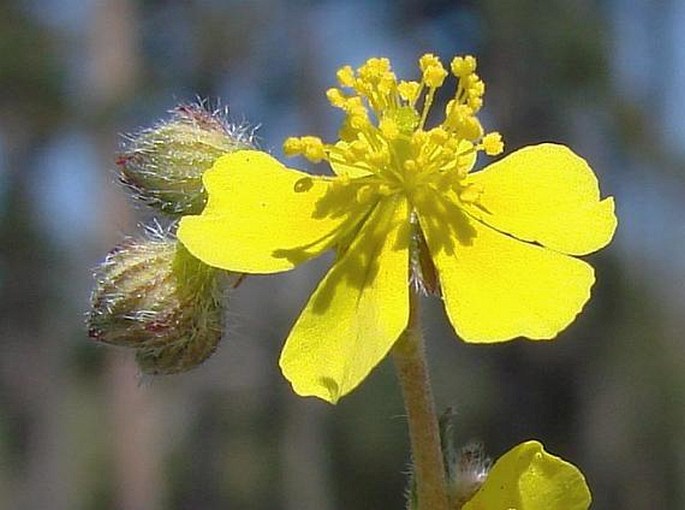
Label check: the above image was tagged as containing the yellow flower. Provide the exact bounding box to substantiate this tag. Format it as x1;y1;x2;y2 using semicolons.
177;54;616;403
462;441;591;510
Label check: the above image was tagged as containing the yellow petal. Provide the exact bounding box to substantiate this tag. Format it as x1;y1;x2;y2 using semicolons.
463;440;591;510
279;196;410;403
467;143;617;255
416;192;594;342
178;150;364;273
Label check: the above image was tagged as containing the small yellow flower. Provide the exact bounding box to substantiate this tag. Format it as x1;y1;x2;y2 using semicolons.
178;54;616;403
462;441;591;510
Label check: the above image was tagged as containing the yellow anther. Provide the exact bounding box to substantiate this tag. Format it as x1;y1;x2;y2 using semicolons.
398;81;421;103
450;55;477;77
423;64;448;88
444;103;471;131
378;71;397;95
466;75;485;97
371;57;391;74
342;96;364;114
283;137;303;156
337;65;356;88
326;88;347;108
419;53;442;72
358;57;391;84
467;96;483;112
301;136;326;163
379;117;400;139
482;132;504;156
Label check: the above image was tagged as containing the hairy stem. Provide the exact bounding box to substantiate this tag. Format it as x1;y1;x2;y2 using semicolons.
393;291;449;510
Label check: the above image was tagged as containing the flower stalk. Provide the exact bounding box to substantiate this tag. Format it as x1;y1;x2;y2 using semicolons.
393;290;449;510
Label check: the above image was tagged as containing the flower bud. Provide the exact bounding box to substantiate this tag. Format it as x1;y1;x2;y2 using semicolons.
116;102;254;216
439;408;490;506
404;408;490;510
88;227;226;374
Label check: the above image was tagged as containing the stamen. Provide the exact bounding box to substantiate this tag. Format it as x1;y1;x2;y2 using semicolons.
337;65;356;88
398;81;421;105
301;136;326;163
283;137;303;157
423;65;448;88
481;132;504;156
419;88;436;130
326;88;348;108
286;53;501;201
450;55;477;78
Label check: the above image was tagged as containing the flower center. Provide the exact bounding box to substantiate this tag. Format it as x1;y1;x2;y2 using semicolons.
283;54;504;207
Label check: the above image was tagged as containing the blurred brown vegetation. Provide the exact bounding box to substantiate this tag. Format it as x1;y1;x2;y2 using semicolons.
1;0;684;509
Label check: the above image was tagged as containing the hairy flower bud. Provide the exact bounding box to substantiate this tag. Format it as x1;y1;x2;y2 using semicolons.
116;102;254;216
405;408;490;510
88;227;227;374
440;408;490;507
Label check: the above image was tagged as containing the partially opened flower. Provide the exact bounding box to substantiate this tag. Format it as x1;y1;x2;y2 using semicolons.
462;440;591;510
178;54;616;403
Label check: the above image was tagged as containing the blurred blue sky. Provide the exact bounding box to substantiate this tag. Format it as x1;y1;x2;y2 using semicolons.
3;1;685;508
14;0;683;299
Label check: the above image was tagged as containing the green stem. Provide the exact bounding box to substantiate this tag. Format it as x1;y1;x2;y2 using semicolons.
392;290;449;510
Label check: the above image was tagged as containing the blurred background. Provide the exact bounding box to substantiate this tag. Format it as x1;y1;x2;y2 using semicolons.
1;0;683;508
